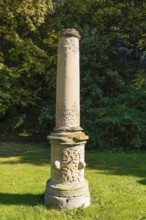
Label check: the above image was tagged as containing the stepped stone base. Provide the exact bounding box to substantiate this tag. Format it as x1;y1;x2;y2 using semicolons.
45;179;90;210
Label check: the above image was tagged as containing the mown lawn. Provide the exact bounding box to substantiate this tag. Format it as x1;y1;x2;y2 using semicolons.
0;141;146;220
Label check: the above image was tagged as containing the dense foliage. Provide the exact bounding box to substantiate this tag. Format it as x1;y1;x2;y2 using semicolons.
0;0;146;150
0;0;56;135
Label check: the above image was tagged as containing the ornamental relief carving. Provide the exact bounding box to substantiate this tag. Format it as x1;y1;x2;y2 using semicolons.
57;103;80;127
61;147;83;183
59;37;78;55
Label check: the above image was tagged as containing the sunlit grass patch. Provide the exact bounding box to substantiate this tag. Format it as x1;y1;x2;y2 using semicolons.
0;142;146;220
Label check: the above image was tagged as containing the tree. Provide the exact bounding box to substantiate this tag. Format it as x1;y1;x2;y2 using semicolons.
0;0;57;135
0;0;146;149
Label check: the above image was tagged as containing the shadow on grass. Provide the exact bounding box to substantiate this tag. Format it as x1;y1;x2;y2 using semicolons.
86;151;146;185
138;179;146;185
0;193;44;206
0;141;51;166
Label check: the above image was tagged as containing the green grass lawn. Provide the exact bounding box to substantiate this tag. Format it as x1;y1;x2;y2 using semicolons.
0;141;146;220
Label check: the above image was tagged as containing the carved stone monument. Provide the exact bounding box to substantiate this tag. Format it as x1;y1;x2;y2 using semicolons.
45;29;90;210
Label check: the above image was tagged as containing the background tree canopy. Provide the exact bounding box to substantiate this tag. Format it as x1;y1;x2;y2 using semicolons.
0;0;146;150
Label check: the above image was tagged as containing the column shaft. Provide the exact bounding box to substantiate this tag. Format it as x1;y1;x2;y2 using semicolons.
56;31;80;129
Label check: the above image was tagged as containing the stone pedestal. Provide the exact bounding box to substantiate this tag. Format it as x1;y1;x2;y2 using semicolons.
44;29;90;210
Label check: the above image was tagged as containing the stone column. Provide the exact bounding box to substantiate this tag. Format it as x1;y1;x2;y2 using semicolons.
45;29;90;210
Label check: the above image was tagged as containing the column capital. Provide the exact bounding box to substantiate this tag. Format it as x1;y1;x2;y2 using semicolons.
59;29;81;39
